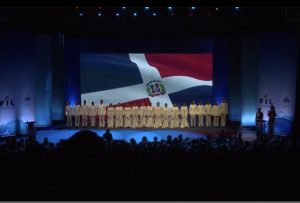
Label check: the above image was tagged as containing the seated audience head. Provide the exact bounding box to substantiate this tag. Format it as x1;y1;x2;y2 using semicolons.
64;130;105;156
167;135;172;143
130;138;136;145
141;136;148;143
43;137;49;144
103;129;113;141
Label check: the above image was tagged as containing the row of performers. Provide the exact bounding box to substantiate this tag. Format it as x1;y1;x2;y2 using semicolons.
65;100;229;129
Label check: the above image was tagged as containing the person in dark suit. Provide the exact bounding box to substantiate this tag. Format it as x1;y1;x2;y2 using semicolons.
268;105;277;137
255;108;264;139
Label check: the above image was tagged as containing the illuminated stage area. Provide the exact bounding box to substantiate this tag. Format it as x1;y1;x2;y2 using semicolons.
34;127;238;144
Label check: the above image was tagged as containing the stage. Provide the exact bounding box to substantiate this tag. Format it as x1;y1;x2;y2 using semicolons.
0;126;255;145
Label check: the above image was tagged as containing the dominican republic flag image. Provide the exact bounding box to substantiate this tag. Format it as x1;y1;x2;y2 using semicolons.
81;53;213;107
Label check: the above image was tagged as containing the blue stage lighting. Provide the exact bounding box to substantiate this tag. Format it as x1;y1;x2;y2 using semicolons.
168;7;172;10
97;12;102;16
153;12;157;16
191;7;196;10
122;7;126;10
116;12;120;16
235;7;240;10
133;12;138;16
79;12;83;16
145;7;149;10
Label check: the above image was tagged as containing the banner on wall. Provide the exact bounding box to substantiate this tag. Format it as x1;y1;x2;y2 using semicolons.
0;94;35;136
255;33;297;135
258;93;294;135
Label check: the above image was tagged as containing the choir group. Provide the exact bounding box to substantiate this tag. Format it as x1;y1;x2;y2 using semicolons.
65;99;229;129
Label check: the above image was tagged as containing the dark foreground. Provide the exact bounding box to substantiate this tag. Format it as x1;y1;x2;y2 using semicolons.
0;130;299;200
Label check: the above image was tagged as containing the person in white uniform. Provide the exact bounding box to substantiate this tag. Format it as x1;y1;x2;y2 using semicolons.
88;101;97;127
115;103;124;128
81;100;89;127
205;101;212;127
71;105;76;127
131;104;139;129
180;103;189;128
123;104;132;128
220;98;229;127
196;102;205;127
120;104;125;128
154;102;163;128
65;101;72;128
139;103;147;128
189;101;197;128
212;102;221;127
162;103;170;128
170;103;180;128
74;102;82;127
107;103;115;129
98;99;106;128
145;103;154;128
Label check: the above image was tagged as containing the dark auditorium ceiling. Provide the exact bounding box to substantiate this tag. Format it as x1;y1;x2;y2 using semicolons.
0;7;299;38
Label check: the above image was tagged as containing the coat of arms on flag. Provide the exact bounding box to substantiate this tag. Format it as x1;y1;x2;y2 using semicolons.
146;80;166;97
80;53;213;106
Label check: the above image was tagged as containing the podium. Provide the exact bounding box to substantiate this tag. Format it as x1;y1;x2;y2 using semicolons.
262;120;267;135
25;121;37;134
256;119;267;138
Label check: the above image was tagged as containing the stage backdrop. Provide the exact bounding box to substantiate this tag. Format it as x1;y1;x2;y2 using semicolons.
241;33;297;135
80;53;213;107
0;32;53;136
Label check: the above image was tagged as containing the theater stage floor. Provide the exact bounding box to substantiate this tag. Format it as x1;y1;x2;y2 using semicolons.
1;127;257;145
33;127;242;144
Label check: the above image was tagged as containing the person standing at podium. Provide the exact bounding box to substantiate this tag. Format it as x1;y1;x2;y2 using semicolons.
255;107;264;139
268;105;277;137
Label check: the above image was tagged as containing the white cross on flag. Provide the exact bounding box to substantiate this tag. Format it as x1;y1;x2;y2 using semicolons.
81;53;213;107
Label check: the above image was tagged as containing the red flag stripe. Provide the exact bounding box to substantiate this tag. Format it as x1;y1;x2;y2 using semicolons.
145;53;213;81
